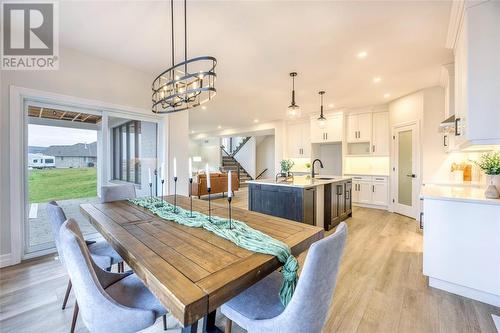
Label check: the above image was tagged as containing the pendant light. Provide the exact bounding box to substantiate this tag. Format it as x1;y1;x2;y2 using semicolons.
317;91;327;128
287;72;301;119
152;0;217;114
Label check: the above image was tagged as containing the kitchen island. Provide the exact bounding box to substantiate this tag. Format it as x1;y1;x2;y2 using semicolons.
247;176;352;230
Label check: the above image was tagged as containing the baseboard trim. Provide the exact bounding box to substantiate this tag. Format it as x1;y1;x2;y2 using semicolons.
429;277;500;307
352;203;388;210
0;253;13;268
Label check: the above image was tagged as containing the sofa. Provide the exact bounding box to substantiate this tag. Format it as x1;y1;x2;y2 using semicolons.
191;172;239;198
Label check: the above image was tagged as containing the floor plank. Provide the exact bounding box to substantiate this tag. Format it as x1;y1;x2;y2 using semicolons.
1;188;499;332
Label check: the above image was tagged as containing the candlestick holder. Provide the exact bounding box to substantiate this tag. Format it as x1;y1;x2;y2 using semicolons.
173;176;178;213
189;178;193;217
149;182;153;202
207;187;212;222
227;196;233;229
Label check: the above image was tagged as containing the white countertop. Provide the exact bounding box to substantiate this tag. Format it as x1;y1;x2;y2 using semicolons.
420;184;500;206
247;175;351;188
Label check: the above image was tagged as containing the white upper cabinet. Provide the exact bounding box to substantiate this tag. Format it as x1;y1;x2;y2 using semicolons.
287;121;310;158
452;1;500;148
346;113;372;143
372;112;390;155
310;112;343;143
346;111;389;156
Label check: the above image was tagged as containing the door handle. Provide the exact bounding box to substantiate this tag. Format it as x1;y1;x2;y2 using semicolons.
406;174;416;178
419;212;424;229
455;117;461;136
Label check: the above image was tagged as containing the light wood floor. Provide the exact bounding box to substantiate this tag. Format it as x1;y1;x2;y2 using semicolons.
1;188;499;333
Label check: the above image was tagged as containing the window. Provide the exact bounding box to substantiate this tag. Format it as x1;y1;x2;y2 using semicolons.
33;159;38;163
112;121;141;183
44;159;54;163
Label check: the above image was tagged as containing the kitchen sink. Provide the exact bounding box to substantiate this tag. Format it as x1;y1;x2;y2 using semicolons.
316;177;336;180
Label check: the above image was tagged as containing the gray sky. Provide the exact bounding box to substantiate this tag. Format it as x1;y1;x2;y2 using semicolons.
28;124;97;147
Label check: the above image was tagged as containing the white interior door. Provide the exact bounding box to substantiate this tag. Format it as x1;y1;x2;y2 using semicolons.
393;123;420;219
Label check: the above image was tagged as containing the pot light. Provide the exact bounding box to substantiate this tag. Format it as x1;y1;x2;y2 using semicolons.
373;77;381;83
201;106;207;110
328;103;334;108
357;51;367;59
217;125;222;129
384;93;391;98
253;119;259;123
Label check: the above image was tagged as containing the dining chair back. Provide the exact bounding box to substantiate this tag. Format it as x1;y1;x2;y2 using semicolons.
59;218;161;333
222;222;348;333
46;201;68;262
100;184;136;203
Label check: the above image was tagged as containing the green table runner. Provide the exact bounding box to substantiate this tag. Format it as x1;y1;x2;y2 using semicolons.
130;197;298;306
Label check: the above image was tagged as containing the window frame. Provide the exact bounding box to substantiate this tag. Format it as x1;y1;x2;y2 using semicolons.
112;120;141;184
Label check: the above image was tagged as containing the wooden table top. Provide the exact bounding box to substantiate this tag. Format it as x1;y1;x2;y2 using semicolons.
80;195;324;326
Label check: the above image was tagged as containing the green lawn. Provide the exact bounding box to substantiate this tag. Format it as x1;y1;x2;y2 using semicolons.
28;168;97;203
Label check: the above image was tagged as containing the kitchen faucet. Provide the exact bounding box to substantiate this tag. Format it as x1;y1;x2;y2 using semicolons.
311;159;324;178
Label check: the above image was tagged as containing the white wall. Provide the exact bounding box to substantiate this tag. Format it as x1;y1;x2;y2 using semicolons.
234;137;257;179
189;137;221;172
422;87;447;183
0;47;189;261
256;135;275;178
192;120;286;177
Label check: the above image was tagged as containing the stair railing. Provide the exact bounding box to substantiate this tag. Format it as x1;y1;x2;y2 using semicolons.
256;168;268;179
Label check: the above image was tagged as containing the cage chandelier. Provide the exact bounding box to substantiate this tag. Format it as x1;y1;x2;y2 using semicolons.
152;0;217;114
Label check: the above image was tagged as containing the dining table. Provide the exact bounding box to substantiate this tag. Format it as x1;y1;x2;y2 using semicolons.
80;195;324;333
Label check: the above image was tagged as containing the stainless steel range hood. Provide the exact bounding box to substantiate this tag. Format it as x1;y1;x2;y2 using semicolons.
439;115;455;132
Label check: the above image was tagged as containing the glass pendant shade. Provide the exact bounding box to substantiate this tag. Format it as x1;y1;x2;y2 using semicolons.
317;116;327;128
287;104;301;119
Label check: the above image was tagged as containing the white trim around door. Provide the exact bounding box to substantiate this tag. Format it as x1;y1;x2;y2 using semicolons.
9;86;164;265
390;121;421;220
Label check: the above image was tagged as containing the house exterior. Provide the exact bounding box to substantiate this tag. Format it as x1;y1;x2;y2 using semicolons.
42;142;97;168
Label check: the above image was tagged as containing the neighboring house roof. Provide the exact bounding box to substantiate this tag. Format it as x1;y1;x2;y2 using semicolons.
28;153;54;159
42;142;97;157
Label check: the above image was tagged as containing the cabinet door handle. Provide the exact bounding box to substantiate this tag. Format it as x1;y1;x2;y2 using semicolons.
326;133;328;140
372;185;375;192
419;212;424;230
455;118;461;136
443;135;448;147
372;145;375;152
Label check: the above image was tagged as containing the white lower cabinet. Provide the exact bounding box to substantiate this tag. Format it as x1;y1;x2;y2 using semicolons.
350;175;388;207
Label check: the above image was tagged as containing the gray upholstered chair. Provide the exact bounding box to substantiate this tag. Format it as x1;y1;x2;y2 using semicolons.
221;222;348;333
100;184;137;203
46;201;124;311
60;218;168;333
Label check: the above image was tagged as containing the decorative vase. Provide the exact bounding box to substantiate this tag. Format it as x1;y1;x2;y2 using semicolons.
485;175;500;199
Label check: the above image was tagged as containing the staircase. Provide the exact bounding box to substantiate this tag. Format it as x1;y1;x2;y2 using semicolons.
221;155;252;187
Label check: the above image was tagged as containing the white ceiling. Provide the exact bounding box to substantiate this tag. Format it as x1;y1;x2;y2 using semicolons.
59;1;453;133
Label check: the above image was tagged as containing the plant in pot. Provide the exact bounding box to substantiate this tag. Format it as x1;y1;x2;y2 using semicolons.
278;159;295;180
472;151;500;199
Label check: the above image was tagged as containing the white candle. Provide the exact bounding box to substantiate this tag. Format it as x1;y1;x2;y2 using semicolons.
188;157;193;180
228;171;232;197
206;163;211;189
148;168;152;184
160;162;165;181
173;157;177;178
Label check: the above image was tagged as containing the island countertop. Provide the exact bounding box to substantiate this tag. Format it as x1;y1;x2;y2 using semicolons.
246;175;352;188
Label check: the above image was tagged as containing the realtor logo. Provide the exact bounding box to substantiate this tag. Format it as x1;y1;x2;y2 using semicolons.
1;1;59;70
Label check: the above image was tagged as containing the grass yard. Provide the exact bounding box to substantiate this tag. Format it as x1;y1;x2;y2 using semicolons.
28;168;97;203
